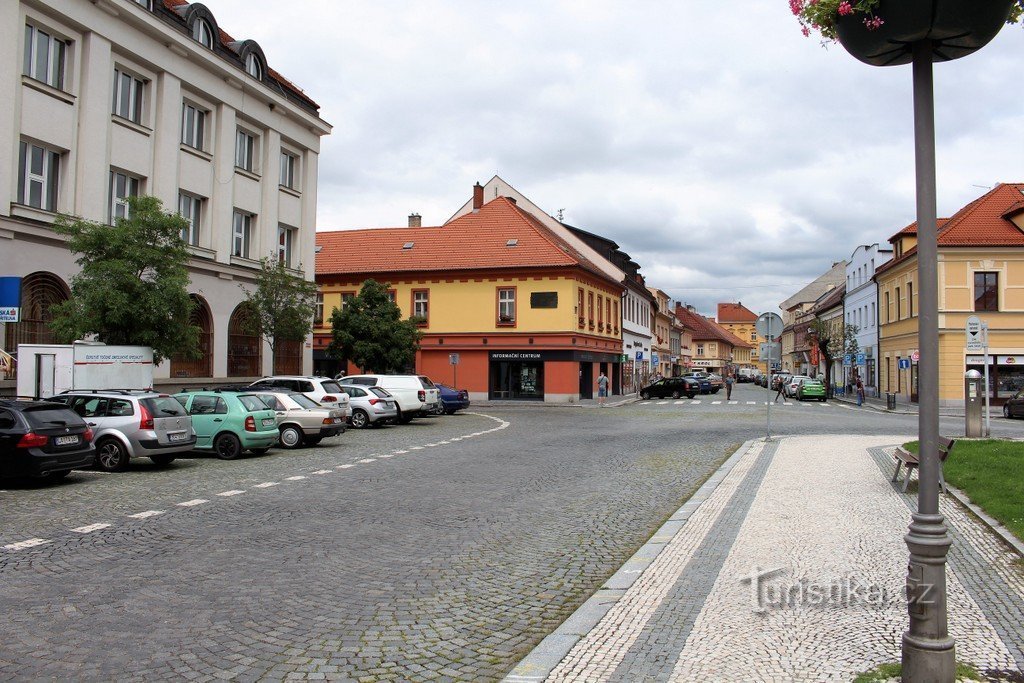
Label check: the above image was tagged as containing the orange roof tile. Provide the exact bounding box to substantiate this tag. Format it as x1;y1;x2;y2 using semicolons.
675;306;752;349
316;197;616;283
717;302;758;323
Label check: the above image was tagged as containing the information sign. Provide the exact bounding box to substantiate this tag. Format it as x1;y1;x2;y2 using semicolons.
843;354;852;366
856;353;866;366
449;353;460;365
898;358;912;370
966;315;987;351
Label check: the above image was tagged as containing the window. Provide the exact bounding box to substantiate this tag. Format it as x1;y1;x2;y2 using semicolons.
412;290;429;325
235;129;255;171
750;330;757;341
109;170;140;224
885;291;890;323
588;292;594;327
613;300;619;331
192;18;213;48
907;282;914;318
577;289;585;327
178;192;202;245
341;292;356;309
314;292;323;325
975;272;998;312
245;53;263;79
277;224;296;267
112;68;144;123
279;151;297;189
17;141;60;211
697;344;704;356
24;24;66;90
871;302;875;327
181;103;206;149
497;287;516;324
232;210;253;259
895;287;901;320
597;295;603;329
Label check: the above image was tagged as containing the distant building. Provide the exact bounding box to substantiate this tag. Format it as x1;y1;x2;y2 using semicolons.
844;244;892;395
675;304;752;376
779;262;846;375
717;302;760;370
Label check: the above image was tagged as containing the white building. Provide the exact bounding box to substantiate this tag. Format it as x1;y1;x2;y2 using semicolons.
0;0;331;392
844;243;892;395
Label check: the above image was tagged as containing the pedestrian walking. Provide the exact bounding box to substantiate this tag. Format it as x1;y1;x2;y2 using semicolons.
597;371;609;407
856;377;865;407
773;377;785;403
725;372;734;401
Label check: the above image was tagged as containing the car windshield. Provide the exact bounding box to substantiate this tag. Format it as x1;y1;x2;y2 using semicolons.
320;380;343;393
418;376;436;388
142;396;188;417
289;393;321;409
255;394;283;410
237;395;267;412
22;406;80;428
369;387;392;399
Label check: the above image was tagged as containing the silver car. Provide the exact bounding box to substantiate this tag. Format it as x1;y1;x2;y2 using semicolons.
52;390;196;471
339;384;399;428
249;391;346;448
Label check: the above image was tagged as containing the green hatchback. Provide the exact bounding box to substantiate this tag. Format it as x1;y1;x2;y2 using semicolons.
797;379;827;402
173;391;279;459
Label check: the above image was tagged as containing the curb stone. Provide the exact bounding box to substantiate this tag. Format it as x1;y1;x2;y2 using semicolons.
944;483;1024;559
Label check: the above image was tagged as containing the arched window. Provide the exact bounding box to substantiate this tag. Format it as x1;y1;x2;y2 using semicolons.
274;337;302;375
3;272;70;378
192;18;213;48
227;303;261;377
245;52;263;80
169;295;213;378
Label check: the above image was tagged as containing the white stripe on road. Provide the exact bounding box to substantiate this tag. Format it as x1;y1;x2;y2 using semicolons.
712;401;722;405
747;401;757;405
285;476;306;481
177;499;208;507
128;510;164;519
312;470;333;475
3;538;51;551
255;482;278;488
358;458;376;464
216;490;245;497
71;523;111;534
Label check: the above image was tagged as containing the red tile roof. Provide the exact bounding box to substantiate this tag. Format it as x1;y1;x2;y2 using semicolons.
878;183;1024;275
316;197;616;282
675;306;752;349
717;302;758;323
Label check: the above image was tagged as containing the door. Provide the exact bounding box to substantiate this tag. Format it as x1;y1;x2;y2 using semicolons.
579;362;593;399
186;395;226;449
910;364;919;404
35;354;56;398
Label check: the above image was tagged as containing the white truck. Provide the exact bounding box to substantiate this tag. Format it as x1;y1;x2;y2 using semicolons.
16;342;154;399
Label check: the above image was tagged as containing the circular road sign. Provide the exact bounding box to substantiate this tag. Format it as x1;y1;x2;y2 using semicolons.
755;312;783;339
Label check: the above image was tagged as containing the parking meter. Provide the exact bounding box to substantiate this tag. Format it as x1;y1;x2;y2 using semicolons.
965;369;983;437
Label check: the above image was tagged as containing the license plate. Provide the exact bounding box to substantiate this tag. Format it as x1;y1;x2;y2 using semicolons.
262;418;275;427
55;435;79;446
168;432;189;442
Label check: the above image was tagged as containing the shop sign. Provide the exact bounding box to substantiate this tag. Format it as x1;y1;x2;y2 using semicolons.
491;352;542;361
967;355;1023;365
692;359;714;367
0;277;20;322
999;356;1021;365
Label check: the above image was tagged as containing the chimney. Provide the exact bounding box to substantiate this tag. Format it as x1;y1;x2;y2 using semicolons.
472;182;483;211
408;213;421;228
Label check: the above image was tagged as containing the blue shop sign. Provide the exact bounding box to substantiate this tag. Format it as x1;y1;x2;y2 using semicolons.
0;277;21;323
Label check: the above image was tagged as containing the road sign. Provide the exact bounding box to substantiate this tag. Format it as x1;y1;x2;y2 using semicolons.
966;315;987;351
910;350;920;362
898;358;912;370
621;354;628;362
635;351;644;361
755;312;783;339
843;354;852;366
651;352;659;365
771;362;781;370
856;353;866;366
758;342;781;362
449;353;460;365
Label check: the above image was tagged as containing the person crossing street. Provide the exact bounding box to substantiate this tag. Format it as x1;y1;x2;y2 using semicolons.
725;372;734;401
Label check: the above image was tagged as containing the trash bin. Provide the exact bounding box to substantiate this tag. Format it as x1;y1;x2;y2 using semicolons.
886;392;896;410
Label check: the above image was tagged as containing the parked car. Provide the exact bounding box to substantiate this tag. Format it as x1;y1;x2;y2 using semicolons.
796;379;827;401
173;390;279;459
339;384;399;428
705;373;725;392
340;375;440;423
772;373;793;391
434;383;470;415
682;373;714;394
0;399;96;481
784;375;813;398
1003;390;1024;419
49;390;195;471
248;391;346;448
639;377;700;400
247;376;351;410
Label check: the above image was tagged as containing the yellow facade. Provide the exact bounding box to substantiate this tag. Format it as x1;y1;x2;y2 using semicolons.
719;321;759;368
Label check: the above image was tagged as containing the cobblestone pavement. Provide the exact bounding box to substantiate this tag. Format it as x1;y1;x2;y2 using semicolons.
530;434;1024;683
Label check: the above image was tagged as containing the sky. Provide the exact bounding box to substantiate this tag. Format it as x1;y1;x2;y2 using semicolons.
206;1;1022;317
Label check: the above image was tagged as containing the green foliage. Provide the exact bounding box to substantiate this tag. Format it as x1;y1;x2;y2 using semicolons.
793;0;1023;41
241;257;318;364
853;661;981;682
49;195;199;364
327;279;422;373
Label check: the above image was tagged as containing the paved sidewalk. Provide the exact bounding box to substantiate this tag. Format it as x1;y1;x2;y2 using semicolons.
504;435;1024;682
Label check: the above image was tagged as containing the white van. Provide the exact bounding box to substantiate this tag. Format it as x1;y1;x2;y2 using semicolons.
340;375;440;424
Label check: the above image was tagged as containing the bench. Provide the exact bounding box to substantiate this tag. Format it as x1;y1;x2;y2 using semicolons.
892;437;955;493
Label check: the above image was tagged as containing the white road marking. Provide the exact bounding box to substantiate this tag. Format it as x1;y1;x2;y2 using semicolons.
712;401;722;405
395;448;411;452
71;523;111;534
377;453;394;458
3;538;51;551
747;401;757;405
216;490;245;497
357;458;376;464
729;401;739;405
254;482;279;488
336;464;355;469
692;400;701;405
128;510;164;519
285;476;306;481
312;469;333;475
177;499;208;507
673;400;686;405
410;446;424;450
656;401;669;405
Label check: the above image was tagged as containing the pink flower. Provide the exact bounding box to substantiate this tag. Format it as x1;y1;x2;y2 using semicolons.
837;1;854;16
863;15;885;30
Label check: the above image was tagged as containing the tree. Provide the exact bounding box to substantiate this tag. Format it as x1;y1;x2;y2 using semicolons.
809;318;859;397
49;195;199;364
241;257;318;370
328;279;422;373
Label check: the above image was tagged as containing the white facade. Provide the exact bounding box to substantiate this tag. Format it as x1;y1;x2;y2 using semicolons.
0;0;331;390
622;285;653;390
844;244;892;395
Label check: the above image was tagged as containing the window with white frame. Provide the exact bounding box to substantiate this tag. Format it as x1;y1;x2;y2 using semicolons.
112;68;144;123
17;141;61;211
279;151;297;189
181;102;206;149
192;18;213;48
413;290;429;320
235;129;255;171
178;192;202;245
245;53;263;80
697;343;704;356
277;224;296;267
498;288;516;323
232;210;253;259
109;170;141;223
23;24;66;90
314;292;324;325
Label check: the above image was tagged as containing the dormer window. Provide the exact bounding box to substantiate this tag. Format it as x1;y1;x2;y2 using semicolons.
245;53;263;80
192;18;213;48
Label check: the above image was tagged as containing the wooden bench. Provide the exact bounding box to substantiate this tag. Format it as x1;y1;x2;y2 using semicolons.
892;437;955;493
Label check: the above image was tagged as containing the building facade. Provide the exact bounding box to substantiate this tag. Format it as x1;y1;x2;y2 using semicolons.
0;0;330;392
717;302;760;371
649;288;673;377
844;243;892;395
779;262;846;375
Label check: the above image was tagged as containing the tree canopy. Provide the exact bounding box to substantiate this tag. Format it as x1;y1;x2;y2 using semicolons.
241;257;318;367
328;279;422;373
49;195;199;364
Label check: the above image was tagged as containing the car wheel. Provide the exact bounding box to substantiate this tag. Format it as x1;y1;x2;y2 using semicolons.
150;454;176;467
671;390;681;399
213;433;242;460
1004;404;1011;419
279;425;304;449
640;391;650;400
96;437;130;472
350;409;369;429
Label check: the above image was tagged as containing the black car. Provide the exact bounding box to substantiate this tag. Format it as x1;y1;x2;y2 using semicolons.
1003;390;1024;419
0;399;96;481
639;377;699;400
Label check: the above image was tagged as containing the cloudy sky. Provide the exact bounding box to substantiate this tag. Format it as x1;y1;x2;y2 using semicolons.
208;1;1022;317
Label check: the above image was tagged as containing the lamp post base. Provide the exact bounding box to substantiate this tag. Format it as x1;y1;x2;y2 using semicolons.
902;511;955;682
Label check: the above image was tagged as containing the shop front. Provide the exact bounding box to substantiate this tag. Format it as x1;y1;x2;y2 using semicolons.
965;354;1024;404
488;350;621;402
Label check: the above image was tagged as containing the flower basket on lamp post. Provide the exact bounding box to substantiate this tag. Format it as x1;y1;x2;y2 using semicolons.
834;0;1016;65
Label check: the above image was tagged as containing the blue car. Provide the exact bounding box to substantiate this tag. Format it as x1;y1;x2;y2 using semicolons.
682;374;713;394
435;383;470;415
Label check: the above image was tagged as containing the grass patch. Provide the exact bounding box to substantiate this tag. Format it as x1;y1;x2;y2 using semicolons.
904;439;1024;541
854;662;981;682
